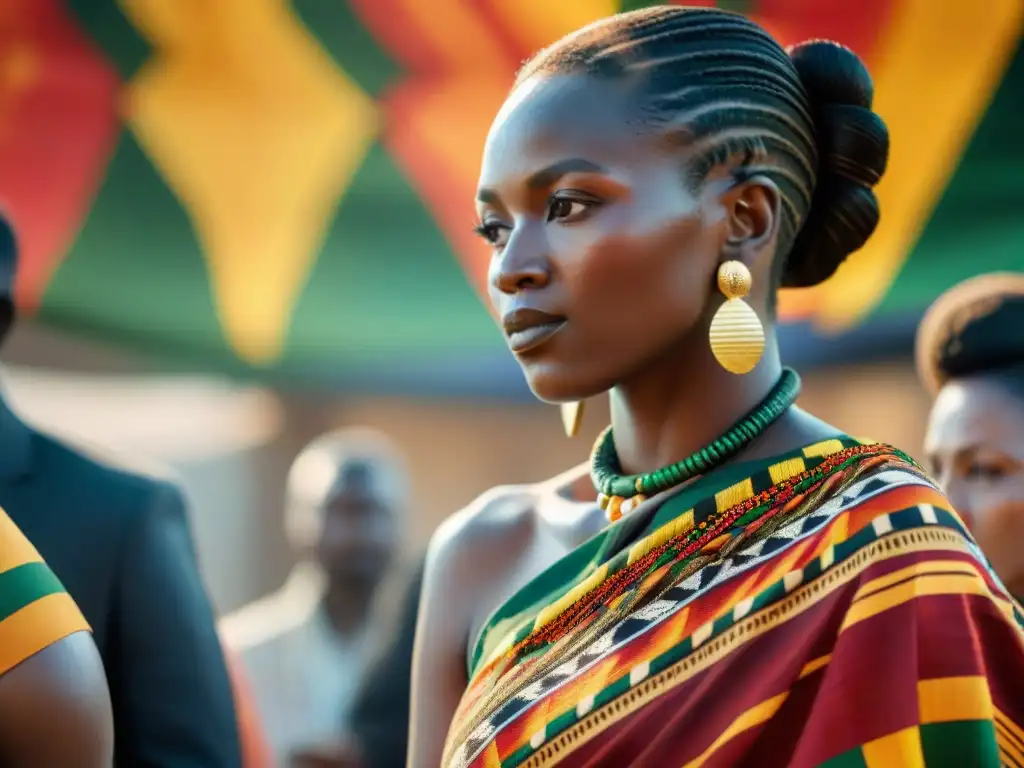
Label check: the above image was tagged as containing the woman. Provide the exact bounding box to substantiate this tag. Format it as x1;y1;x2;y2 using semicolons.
0;507;113;765
410;7;1024;767
917;273;1024;599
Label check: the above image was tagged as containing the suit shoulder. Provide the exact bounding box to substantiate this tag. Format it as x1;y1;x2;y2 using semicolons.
33;429;181;503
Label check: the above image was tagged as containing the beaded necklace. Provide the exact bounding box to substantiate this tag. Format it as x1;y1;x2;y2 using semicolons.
591;368;802;521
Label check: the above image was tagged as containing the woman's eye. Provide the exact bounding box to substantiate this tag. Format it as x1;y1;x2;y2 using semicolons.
547;198;590;222
967;462;1008;481
474;222;510;247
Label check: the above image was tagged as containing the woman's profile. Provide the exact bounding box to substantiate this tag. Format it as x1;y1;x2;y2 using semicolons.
917;273;1024;600
409;7;1024;767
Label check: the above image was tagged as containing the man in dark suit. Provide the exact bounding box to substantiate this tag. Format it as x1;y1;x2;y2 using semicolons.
348;556;425;768
0;215;241;765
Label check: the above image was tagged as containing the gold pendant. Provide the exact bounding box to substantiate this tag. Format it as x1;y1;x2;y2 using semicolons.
560;401;585;438
709;297;765;374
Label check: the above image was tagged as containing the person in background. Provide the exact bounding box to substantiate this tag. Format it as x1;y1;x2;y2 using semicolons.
348;555;425;768
221;428;405;767
0;507;113;766
917;272;1024;598
0;214;242;765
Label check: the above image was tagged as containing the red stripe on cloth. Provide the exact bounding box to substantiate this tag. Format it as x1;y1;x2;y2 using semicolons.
843;484;950;535
787;552;1000;766
552;578;854;766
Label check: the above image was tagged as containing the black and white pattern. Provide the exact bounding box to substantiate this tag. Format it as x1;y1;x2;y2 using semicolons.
449;468;934;768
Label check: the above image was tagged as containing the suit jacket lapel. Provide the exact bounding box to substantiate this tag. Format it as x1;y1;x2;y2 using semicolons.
0;394;35;483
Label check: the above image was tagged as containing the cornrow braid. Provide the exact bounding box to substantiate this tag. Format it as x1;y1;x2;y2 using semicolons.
515;6;890;289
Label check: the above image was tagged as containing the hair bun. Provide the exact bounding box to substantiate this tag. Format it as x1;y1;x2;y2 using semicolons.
788;40;873;109
915;273;1024;394
781;40;890;289
816;104;888;187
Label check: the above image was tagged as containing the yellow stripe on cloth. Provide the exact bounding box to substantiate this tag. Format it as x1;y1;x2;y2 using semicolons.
533;563;609;631
862;727;926;768
715;478;754;513
803;439;845;459
798;654;831;680
841;570;986;633
995;719;1024;767
627;508;694;566
768;457;806;485
851;559;978;603
918;676;994;724
682;692;789;768
996;709;1024;751
0;511;43;575
481;741;502;768
0;592;90;676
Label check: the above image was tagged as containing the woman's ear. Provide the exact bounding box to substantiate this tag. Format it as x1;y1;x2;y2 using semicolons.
721;176;780;261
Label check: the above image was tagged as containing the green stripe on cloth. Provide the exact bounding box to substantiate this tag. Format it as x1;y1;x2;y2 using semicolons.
0;562;66;624
921;721;1003;767
819;746;869;767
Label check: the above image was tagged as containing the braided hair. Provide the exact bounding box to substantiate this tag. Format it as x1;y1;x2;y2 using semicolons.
515;6;889;290
915;273;1024;399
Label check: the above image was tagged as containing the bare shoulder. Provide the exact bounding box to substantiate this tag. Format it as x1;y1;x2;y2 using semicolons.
426;484;540;583
0;632;113;766
416;483;547;653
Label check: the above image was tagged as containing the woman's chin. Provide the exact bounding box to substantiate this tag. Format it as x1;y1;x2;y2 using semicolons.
522;363;604;404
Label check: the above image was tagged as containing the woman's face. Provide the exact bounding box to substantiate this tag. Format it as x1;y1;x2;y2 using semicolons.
474;73;768;402
925;376;1024;589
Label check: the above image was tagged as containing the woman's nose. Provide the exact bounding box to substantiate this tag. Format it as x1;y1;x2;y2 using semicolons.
491;232;551;295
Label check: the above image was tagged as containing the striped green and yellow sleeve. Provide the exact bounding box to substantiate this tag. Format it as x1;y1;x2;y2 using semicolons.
0;508;90;676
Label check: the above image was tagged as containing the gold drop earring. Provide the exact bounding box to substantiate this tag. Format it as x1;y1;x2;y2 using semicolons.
709;260;765;374
560;401;585;438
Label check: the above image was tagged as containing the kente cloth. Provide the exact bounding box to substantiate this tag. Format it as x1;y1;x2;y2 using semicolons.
0;507;90;675
443;438;1024;768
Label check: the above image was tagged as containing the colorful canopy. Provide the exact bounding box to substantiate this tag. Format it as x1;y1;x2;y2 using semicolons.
1;0;1022;395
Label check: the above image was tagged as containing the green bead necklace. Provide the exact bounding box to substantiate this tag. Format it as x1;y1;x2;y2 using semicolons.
591;368;802;521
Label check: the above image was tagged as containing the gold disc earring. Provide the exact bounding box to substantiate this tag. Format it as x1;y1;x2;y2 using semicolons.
561;401;585;438
709;260;765;374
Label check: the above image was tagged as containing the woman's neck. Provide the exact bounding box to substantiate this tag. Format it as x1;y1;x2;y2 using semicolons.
608;337;785;477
